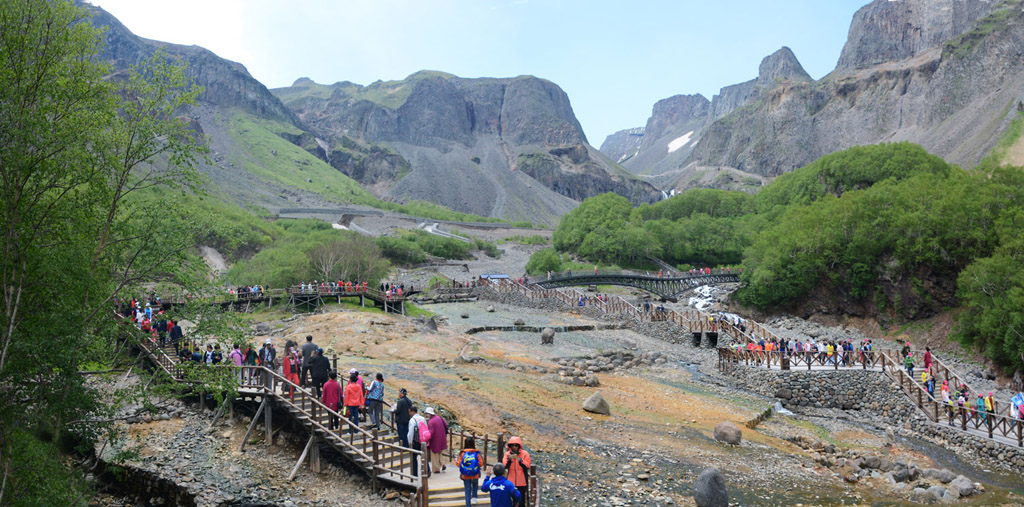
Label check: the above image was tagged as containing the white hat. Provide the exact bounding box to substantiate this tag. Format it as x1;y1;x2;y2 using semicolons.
424;407;436;415
349;368;358;374
265;338;272;344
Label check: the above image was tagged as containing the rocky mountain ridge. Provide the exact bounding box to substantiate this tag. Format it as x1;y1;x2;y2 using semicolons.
603;0;1024;192
274;74;661;225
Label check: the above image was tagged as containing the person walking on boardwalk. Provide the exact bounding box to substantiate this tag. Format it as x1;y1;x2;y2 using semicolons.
344;371;365;436
457;437;482;507
977;394;987;423
393;388;412;447
300;335;318;387
904;352;914;377
366;373;385;429
481;464;521;507
229;344;244;383
282;344;300;398
426;407;449;473
258;339;277;391
308;348;330;399
502;436;531;502
408;406;427;477
169;320;183;354
323;371;342;430
923;346;933;372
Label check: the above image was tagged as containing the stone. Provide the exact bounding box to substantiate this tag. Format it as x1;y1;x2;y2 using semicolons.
637;474;649;481
582;392;611;415
384;491;400;500
255;322;271;335
460;313;469;319
513;318;525;326
950;475;974;497
692;467;728;507
892;468;910;483
775;388;793;400
541;327;555;345
926;486;947;503
879;458;893;472
486;305;495;313
935;469;956;484
713;422;742;445
864;456;881;469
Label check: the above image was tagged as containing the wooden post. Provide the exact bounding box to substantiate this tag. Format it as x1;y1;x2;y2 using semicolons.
240;397;267;452
265;396;273;445
311;437;321;473
289;435;315;481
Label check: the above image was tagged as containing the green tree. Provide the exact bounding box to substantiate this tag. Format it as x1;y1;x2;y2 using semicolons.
525;247;562;275
0;1;206;503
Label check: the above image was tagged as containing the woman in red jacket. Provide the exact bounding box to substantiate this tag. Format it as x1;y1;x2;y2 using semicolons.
322;371;342;430
344;372;365;436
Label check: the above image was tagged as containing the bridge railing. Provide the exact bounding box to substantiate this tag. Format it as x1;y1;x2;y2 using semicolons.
718;347;890;371
540;268;737;283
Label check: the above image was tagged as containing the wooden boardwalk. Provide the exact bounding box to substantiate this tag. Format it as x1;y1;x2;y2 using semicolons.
153;285;415;314
133;329;540;506
533;270;739;300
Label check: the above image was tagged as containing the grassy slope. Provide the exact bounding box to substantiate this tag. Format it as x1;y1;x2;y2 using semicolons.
273;70;457;110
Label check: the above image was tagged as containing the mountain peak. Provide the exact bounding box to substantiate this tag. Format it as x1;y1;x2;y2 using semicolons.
292;77;316;86
758;46;811;85
836;0;997;71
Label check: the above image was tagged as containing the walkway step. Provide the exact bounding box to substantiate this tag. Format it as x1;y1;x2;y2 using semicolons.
429;498;488;507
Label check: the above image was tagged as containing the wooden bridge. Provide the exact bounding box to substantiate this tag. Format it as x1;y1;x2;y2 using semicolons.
154;285;416;314
132;328;540;506
533;270;740;301
717;347;1024;449
487;279;774;347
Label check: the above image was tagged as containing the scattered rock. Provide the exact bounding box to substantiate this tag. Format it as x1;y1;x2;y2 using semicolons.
486;305;495;313
692;467;728;507
541;327;555;345
582;392;610;415
950;475;974;497
460;313;469;319
713;422;742;445
513;318;525;326
255;322;271;335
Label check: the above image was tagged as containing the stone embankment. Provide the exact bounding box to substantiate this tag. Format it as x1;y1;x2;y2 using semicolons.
787;435;985;502
727;368;914;422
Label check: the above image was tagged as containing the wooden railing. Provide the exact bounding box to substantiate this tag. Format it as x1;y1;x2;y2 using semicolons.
487;278;772;346
718;347;890;371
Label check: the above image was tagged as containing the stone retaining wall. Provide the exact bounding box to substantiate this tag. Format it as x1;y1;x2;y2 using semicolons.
726;367;915;424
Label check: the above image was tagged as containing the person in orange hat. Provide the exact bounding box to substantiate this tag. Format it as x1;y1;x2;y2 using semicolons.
502;436;531;501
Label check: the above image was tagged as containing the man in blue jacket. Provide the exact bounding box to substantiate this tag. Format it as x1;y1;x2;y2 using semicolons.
481;463;521;507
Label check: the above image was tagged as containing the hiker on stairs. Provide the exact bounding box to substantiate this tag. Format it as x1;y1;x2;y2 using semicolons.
393;388;412;447
457;437;482;507
481;464;521;507
426;406;449;473
502;436;531;502
344;372;365;436
323;371;342;430
408;406;427;477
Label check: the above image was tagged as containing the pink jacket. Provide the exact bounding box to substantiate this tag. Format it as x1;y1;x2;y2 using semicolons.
427;415;448;453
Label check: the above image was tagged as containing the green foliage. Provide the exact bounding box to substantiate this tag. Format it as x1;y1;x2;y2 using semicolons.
978;111;1024;170
376;236;428;265
754;142;953;211
226;223;390;287
504;234;549;245
638;189;754;221
2;430;91;506
525;247;563;275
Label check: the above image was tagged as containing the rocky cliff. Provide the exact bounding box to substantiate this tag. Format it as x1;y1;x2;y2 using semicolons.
274;74;661;224
603;0;1024;191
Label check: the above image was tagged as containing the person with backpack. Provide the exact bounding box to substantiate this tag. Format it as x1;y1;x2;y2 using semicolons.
308;348;331;399
169;321;183;354
502;436;531;502
457;437;482;507
407;406;428;477
282;345;299;398
366;373;385;430
258;339;277;392
426;407;449;473
481;464;520;507
300;335;318;387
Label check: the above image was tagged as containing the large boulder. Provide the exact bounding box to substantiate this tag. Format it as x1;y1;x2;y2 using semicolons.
255;322;271;335
541;327;555;345
693;467;728;507
582;392;610;415
713;422;742;445
949;475;974;497
486;305;495;313
513;318;525;326
935;469;956;484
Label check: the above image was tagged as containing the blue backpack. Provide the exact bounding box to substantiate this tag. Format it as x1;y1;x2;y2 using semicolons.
460;450;481;477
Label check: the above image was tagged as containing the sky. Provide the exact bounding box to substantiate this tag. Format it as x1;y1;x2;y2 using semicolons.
88;0;867;145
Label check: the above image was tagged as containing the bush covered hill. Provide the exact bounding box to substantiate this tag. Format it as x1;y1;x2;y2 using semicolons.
538;138;1024;371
